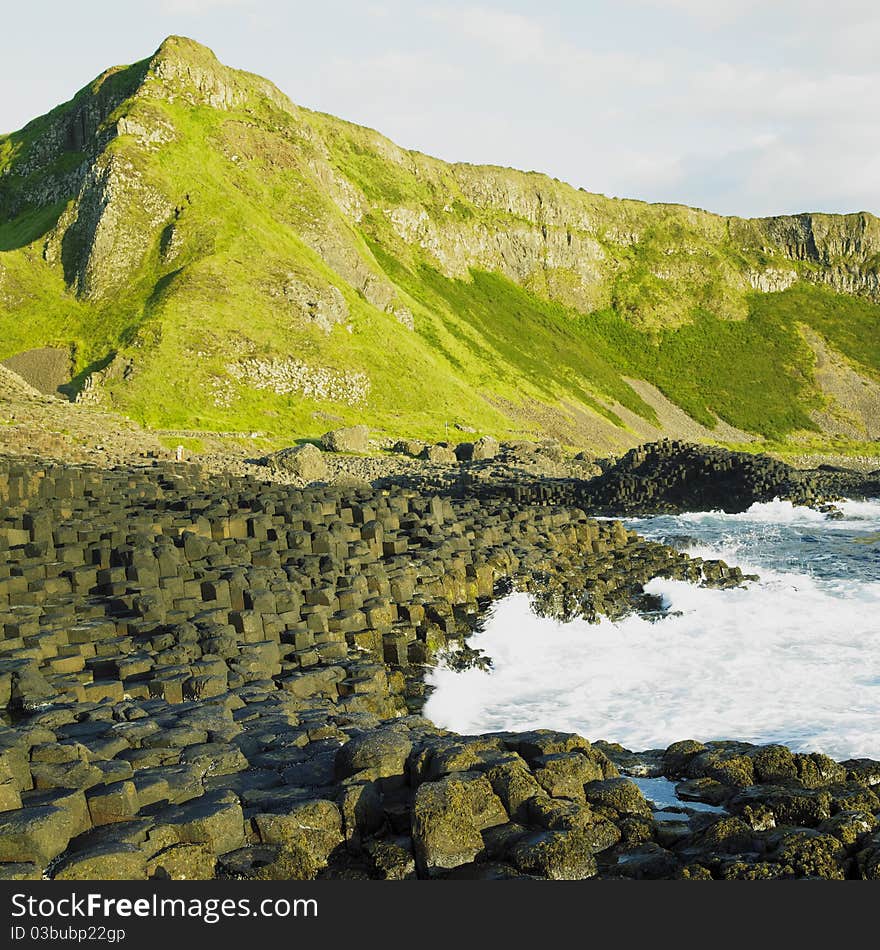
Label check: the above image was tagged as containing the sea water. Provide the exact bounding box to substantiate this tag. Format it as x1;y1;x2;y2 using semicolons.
423;499;880;760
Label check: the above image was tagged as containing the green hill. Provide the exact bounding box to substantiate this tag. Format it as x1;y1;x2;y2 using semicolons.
2;35;879;453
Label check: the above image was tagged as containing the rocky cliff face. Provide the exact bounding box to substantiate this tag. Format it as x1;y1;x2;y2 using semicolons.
1;36;878;447
6;36;878;316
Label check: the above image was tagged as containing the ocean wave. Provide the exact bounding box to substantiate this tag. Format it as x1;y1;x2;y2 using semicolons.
425;500;880;760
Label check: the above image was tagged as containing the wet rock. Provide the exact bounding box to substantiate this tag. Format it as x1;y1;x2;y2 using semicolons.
593;742;664;777
506;730;593;762
751;745;798;784
719;861;787;880
731;786;833;827
818;810;877;847
682;816;756;856
662;739;707;776
583;778;653;818
532;752;604;801
508;829;598;880
675;863;714;880
793;753;847;788
686;747;755;787
612;843;679;879
854;832;880;879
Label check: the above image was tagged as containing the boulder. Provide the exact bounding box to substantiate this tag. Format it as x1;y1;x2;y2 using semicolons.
532;752;607;800
252;800;343;868
508;829;598;880
219;844;318;881
338;779;384;840
320;426;369;454
731;786;832;826
411;773;507;876
392;439;424;457
855;832;880;879
505;730;593;761
537;440;564;462
420;444;457;464
684;816;756;855
86;781;139;826
612;843;679;879
774;830;845;879
819;810;877;847
471;435;499;461
583;778;653;818
265;443;327;482
0;805;77;866
335;728;412;780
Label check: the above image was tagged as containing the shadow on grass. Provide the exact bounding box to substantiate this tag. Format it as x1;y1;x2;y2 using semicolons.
57;350;116;402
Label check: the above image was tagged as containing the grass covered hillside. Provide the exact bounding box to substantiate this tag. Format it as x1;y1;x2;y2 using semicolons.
1;35;879;453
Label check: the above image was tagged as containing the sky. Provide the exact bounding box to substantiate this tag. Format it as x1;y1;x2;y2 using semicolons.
2;0;878;218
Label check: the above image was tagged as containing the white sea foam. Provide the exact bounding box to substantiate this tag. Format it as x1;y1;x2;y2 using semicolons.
632;498;880;529
424;500;880;761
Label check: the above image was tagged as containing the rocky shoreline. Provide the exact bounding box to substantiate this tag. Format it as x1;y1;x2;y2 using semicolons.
0;442;878;880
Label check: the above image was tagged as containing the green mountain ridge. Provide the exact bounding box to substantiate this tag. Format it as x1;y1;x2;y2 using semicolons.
2;35;879;453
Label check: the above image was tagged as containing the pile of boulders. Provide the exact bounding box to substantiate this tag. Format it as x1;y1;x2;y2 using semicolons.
580;439;880;514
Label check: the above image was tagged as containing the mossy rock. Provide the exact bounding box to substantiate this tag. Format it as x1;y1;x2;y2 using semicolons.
411;773;507;876
53;843;148;881
147;843;217;880
508;829;598;880
583;778;653;819
335;727;412;780
774;830;846;879
685;816;756;856
663;739;706;777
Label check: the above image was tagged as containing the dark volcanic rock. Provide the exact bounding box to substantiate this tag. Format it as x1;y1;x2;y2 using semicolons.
579;440;879;514
0;449;875;881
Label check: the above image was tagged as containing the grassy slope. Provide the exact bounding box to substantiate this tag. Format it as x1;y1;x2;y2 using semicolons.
1;38;879;451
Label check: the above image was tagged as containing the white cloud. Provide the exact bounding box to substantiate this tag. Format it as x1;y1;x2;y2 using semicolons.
301;3;879;215
157;0;253;13
319;51;462;98
426;5;666;87
629;0;878;29
627;0;768;27
427;6;547;64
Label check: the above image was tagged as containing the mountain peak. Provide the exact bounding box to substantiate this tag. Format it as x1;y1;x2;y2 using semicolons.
2;37;879;451
145;35;245;110
150;35;221;71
